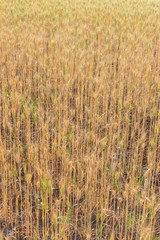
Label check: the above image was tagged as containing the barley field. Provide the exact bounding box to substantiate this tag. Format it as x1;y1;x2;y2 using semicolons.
0;0;160;239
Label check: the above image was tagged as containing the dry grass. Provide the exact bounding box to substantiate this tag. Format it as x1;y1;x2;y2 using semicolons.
0;0;160;239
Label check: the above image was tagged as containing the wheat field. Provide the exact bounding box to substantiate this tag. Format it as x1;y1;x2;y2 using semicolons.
0;0;160;239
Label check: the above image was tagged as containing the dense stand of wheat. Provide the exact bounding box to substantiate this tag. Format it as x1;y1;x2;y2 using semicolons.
0;0;160;239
